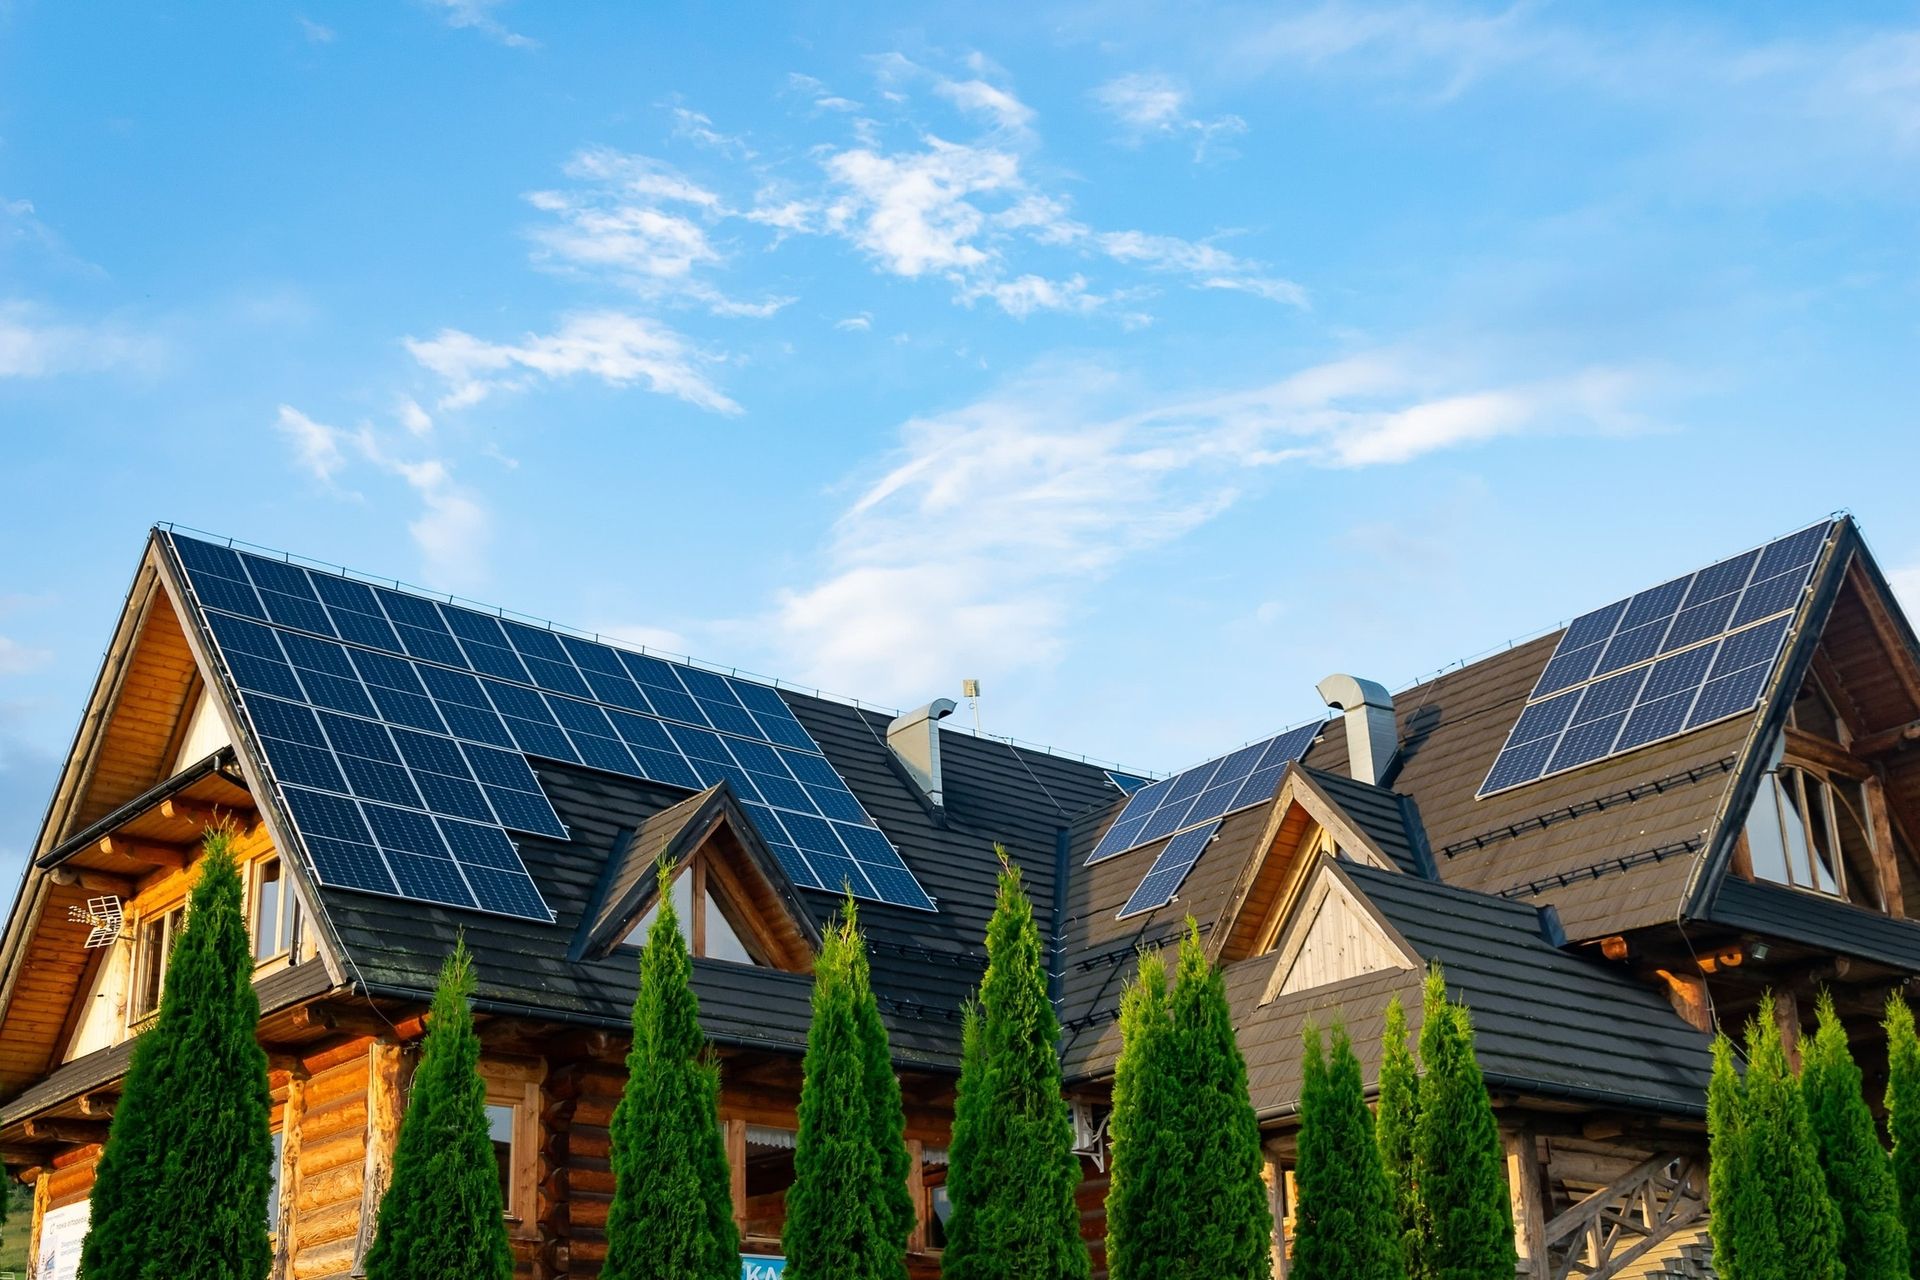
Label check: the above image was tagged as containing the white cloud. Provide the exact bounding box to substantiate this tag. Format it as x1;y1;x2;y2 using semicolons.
406;310;742;414
273;405;352;482
835;312;873;332
271;406;494;591
297;16;334;43
824;138;1021;277
0;635;50;677
0;301;162;377
1093;72;1248;158
934;78;1036;135
397;397;434;436
423;0;535;48
670;107;751;158
769;354;1642;698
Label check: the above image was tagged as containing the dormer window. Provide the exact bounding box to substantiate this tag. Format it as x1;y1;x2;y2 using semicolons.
1745;766;1877;905
624;857;767;966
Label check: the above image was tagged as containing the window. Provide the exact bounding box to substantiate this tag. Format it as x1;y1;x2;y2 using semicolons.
252;857;306;963
268;1128;286;1230
741;1125;798;1245
132;905;185;1020
624;859;766;966
1745;766;1878;903
479;1063;541;1236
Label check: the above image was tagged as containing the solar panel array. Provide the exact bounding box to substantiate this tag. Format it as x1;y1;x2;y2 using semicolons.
166;531;936;918
1478;522;1832;797
1088;721;1322;864
1117;820;1224;919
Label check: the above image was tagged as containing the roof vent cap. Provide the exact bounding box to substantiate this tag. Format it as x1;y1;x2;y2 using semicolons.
888;699;957;809
1316;673;1397;787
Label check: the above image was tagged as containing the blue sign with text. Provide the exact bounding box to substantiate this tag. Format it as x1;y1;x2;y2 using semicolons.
742;1255;786;1279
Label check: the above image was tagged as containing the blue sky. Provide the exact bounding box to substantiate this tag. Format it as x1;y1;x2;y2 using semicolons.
2;1;1918;896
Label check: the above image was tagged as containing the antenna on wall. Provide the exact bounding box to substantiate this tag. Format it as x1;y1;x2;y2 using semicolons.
68;896;125;949
961;679;982;734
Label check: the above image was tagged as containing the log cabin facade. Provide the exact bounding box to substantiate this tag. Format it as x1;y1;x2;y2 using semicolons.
6;517;1920;1280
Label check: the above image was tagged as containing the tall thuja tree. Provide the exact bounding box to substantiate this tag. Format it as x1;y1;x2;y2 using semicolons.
1411;965;1514;1280
1104;947;1179;1280
603;864;738;1280
1887;995;1920;1279
783;898;910;1280
1742;994;1841;1280
363;937;512;1280
846;900;915;1260
1708;1034;1783;1280
941;853;1089;1280
1803;991;1906;1280
81;828;272;1280
1376;995;1424;1280
1291;1023;1403;1280
1163;923;1273;1279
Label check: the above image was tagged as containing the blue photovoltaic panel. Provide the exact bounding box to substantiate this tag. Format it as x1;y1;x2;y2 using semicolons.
1088;720;1322;864
165;529;935;915
1478;522;1832;797
1117;820;1224;919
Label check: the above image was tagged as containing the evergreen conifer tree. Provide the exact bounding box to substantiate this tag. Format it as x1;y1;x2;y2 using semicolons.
1411;965;1515;1280
363;937;512;1280
783;899;910;1280
941;854;1090;1280
1104;947;1179;1280
1164;923;1274;1279
602;864;738;1280
1707;1033;1784;1280
1803;991;1906;1280
1886;995;1920;1280
80;829;273;1280
847;901;916;1259
1291;1022;1403;1280
1376;994;1424;1280
1742;995;1841;1280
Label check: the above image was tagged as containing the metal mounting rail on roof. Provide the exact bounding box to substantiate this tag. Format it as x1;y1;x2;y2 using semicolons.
1072;920;1214;972
1440;758;1736;860
1494;838;1704;900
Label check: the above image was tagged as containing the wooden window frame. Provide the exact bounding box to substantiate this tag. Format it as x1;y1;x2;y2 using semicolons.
479;1058;542;1239
624;854;784;967
129;902;186;1025
250;855;307;973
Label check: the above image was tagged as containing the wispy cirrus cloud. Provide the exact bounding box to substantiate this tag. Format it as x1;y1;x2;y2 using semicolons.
1092;72;1248;159
406;310;742;414
0;300;163;378
768;352;1646;698
422;0;535;49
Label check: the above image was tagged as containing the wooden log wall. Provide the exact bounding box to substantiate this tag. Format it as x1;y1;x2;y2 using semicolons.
285;1041;374;1280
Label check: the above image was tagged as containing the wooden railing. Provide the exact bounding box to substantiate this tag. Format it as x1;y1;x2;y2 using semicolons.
1540;1152;1706;1280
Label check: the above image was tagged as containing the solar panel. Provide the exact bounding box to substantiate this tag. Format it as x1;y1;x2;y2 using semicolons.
165;530;935;917
1087;721;1321;864
1477;522;1832;797
1117;820;1224;919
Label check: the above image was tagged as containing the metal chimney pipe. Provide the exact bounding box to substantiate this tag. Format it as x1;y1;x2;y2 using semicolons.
1316;674;1397;786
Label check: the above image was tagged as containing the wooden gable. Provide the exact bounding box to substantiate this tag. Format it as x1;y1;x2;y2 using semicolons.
1263;859;1419;1002
1212;767;1406;964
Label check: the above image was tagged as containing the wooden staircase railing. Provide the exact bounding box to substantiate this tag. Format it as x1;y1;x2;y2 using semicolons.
1539;1153;1707;1280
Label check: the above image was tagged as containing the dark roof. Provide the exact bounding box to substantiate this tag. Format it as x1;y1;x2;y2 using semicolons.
1708;877;1920;972
312;690;1120;1070
1234;862;1715;1117
1298;765;1431;876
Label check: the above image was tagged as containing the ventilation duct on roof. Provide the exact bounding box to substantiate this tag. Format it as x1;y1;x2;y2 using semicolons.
1317;673;1397;787
888;699;957;809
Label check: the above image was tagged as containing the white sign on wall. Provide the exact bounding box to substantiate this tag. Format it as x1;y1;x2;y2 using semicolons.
742;1255;786;1279
34;1199;89;1280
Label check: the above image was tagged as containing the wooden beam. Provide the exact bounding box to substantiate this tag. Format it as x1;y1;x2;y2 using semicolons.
1855;719;1920;758
1867;775;1906;918
47;867;134;895
1504;1129;1548;1280
1598;936;1629;962
27;1169;50;1273
1776;988;1804;1072
94;835;188;870
76;1092;116;1119
22;1118;110;1145
727;1117;748;1237
1652;969;1713;1033
353;1040;408;1269
273;1068;308;1275
1785;727;1874;779
907;1138;928;1253
160;797;253;832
